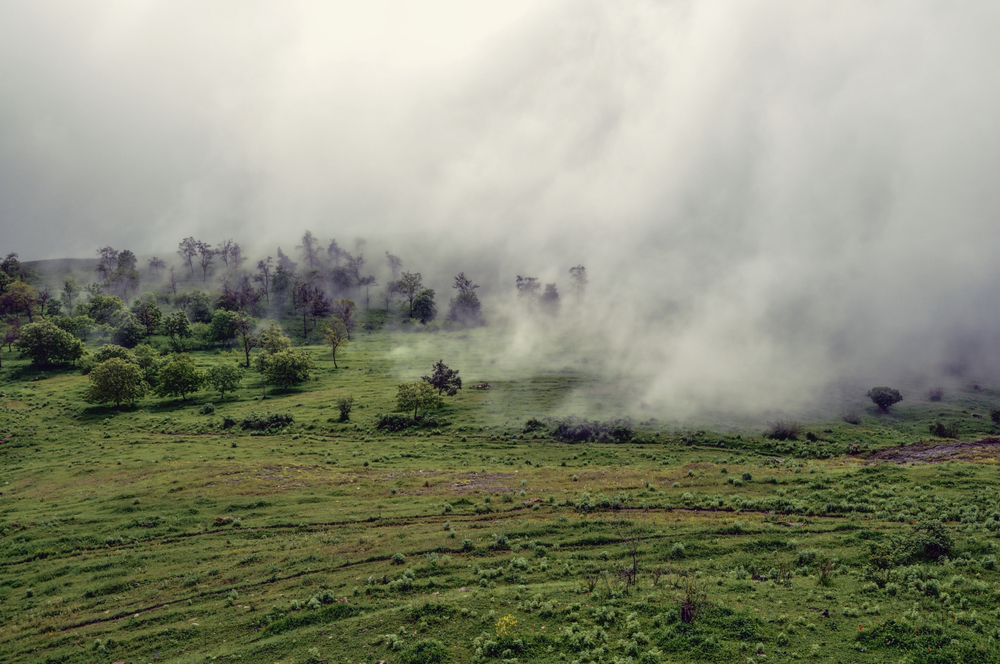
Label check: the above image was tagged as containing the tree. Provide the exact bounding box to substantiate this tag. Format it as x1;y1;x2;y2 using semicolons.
162;311;193;351
209;309;241;344
60;276;80;314
449;273;482;325
0;280;39;321
206;363;243;400
196;241;215;283
323;318;349;368
867;387;903;414
234;314;258;367
2;318;21;352
385;251;403;281
95;246;119;284
112;313;146;348
328;239;346;267
515;276;540;304
258;321;292;354
168;265;181;295
297;230;321;271
254;257;273;304
330;299;356;340
569;265;587;302
156;355;204;401
112;249;140;303
131;298;162;337
540;283;560;315
148;257;165;277
396;381;442;421
83;357;148;408
216;239;235;269
253;348;312;395
177;237;198;276
412;289;436;324
14;319;86;367
396;272;423;318
276;247;297;272
358;275;377;310
422;359;462;396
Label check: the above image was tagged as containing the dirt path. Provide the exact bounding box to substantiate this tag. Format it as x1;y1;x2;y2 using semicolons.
869;437;1000;464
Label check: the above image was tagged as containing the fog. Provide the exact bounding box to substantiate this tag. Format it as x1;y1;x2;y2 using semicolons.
3;1;1000;417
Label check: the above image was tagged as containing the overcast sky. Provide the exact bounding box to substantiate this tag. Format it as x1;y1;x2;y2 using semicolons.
3;1;1000;414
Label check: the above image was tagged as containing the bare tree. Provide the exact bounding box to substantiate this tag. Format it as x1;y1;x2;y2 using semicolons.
148;257;165;277
254;257;273;304
327;239;345;268
196;241;215;283
358;275;377;310
298;230;320;271
230;243;245;270
331;299;356;339
385;251;402;281
168;265;181;295
177;237;198;276
217;239;234;269
95;246;119;284
569;265;588;302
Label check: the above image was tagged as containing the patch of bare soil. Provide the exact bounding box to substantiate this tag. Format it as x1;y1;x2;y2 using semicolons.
869;437;1000;464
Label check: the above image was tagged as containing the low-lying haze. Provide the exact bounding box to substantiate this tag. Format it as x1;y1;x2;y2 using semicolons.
3;1;1000;416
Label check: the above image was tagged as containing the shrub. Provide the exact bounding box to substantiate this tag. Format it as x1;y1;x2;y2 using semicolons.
928;387;944;402
928;421;959;439
240;412;293;433
461;539;474;552
391;552;406;565
867;387;902;413
401;638;449;664
489;534;511;550
990;409;1000;426
551;417;634;444
375;413;414;432
200;403;215;415
842;409;862;425
767;419;800;441
523;417;546;433
337;396;353;422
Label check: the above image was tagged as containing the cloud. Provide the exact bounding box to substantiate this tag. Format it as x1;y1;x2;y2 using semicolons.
3;1;1000;415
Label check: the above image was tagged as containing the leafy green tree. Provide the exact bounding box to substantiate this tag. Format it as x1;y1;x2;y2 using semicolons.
132;344;162;386
258;321;291;354
156;355;204;401
112;313;146;348
209;309;240;344
412;289;436;324
72;315;95;341
253;348;312;395
92;344;137;364
323;318;349;369
78;293;125;325
206;363;243;400
396;272;423;318
448;273;482;325
60;276;80;313
83;357;148;408
14;319;86;367
0;280;39;321
131;297;162;336
330;299;356;339
162;311;193;351
234;314;258;367
421;360;461;396
867;387;903;413
396;381;442;421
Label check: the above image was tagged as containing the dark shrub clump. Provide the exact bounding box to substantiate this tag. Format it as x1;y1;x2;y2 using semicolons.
240;412;294;433
928;421;959;439
551;417;633;444
766;420;800;441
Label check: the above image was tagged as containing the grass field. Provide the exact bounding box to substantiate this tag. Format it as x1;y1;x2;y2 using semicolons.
3;326;1000;663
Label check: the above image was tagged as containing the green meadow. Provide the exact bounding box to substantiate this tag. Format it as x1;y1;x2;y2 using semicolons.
4;328;1000;663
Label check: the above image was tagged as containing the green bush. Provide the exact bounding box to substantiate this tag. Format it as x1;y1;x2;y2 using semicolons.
401;638;449;664
240;412;293;433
